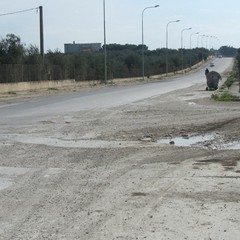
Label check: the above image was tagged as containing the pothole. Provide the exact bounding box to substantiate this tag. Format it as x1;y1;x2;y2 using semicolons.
158;134;240;150
158;134;215;147
131;192;147;197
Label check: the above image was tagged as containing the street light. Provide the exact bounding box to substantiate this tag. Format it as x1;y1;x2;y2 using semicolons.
201;35;206;48
209;36;214;50
197;34;205;48
212;36;217;50
142;4;159;80
181;27;192;72
189;32;199;67
214;37;220;50
197;34;206;61
181;27;192;49
197;34;200;48
205;35;209;49
190;32;199;49
166;19;180;75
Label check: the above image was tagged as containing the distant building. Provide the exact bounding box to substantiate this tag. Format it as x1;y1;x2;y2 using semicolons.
64;42;101;54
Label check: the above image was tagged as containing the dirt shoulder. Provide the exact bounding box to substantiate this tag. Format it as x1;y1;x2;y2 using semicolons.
0;72;240;239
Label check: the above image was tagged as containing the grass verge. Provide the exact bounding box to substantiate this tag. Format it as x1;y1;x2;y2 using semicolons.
212;92;240;101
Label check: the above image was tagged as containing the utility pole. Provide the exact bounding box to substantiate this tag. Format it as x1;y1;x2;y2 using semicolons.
103;0;107;83
39;6;44;57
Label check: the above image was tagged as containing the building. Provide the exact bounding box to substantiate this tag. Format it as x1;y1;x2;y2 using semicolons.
64;42;101;54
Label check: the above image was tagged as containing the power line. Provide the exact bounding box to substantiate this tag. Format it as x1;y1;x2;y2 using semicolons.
0;7;38;17
0;6;44;56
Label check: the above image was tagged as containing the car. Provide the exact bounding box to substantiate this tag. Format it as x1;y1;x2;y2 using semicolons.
210;62;215;67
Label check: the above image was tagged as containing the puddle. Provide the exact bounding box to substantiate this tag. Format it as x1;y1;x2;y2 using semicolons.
222;141;240;150
0;134;141;149
158;134;240;150
1;133;240;150
158;134;215;147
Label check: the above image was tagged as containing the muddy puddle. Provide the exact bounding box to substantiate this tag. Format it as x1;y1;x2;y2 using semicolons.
158;134;240;150
0;134;141;149
222;141;240;150
1;133;239;150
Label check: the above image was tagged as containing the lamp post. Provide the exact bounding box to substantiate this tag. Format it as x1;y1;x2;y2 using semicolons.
207;36;211;50
197;35;206;61
181;27;192;72
166;19;180;75
205;35;209;49
214;37;220;50
197;34;205;48
212;36;217;50
190;32;199;49
201;34;206;48
210;36;214;50
197;34;201;48
103;0;107;83
189;32;199;67
142;5;159;80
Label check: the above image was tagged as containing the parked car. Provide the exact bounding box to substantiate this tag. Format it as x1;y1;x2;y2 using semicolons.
210;62;215;67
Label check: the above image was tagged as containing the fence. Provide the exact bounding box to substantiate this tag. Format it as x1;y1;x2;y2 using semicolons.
0;64;76;83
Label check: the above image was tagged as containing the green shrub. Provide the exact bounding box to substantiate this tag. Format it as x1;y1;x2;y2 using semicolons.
212;92;240;101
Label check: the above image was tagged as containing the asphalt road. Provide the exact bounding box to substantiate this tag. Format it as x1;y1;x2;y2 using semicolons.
0;57;233;126
0;57;239;240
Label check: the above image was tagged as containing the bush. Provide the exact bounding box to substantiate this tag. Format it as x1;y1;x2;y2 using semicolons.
212;92;240;101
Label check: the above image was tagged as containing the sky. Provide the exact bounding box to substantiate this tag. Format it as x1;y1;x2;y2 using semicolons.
0;0;239;53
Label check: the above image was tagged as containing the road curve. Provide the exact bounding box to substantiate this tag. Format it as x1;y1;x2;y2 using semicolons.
0;57;233;125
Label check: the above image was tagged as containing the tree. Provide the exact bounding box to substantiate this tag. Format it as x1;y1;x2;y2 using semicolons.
219;46;237;57
45;49;66;65
24;44;42;64
0;34;25;64
236;48;240;70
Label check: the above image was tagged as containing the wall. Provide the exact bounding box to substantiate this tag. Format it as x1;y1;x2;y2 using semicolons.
0;79;77;93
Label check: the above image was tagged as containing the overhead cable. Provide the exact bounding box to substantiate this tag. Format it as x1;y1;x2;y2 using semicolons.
0;7;38;17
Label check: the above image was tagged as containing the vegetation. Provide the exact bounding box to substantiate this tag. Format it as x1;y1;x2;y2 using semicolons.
220;67;237;90
213;47;240;101
212;92;240;101
0;34;211;83
224;47;240;90
236;48;240;69
218;46;237;57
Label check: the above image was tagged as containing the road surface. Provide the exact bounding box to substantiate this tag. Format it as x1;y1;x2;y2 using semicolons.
0;57;240;240
0;57;232;125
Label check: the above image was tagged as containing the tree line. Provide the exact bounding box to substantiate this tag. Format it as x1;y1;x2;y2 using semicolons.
236;48;240;78
218;46;237;57
0;33;217;83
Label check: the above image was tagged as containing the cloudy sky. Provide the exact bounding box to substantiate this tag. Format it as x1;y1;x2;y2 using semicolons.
0;0;239;52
